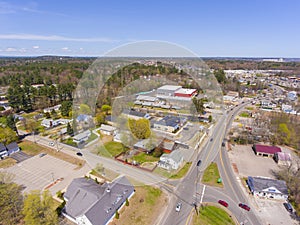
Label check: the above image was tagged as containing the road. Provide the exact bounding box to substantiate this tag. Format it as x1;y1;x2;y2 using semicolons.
159;102;262;225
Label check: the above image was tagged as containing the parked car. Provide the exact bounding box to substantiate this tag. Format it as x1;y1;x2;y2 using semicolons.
218;200;228;207
175;202;182;212
76;152;83;156
239;203;250;211
39;153;47;158
283;202;293;212
49;142;54;146
210;138;213;141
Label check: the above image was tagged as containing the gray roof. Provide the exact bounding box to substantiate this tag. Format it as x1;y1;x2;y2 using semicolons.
73;130;91;140
123;109;148;118
133;138;160;152
158;85;182;91
155;115;186;127
161;150;183;163
0;143;6;152
64;176;134;225
6;142;19;151
248;176;288;195
99;124;116;132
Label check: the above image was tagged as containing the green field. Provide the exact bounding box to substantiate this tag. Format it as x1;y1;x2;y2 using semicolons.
132;152;159;164
193;205;235;225
201;162;223;187
97;141;127;157
170;162;191;179
239;112;250;118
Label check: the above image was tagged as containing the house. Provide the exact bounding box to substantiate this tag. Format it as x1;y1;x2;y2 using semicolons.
162;140;176;153
247;176;288;200
154;116;187;133
99;124;117;136
274;152;292;166
73;130;91;144
0;143;8;159
43;104;61;113
6;142;20;155
63;176;135;225
253;144;281;157
76;114;92;123
133;138;160;153
122;109;151;120
158;150;184;170
41;119;59;128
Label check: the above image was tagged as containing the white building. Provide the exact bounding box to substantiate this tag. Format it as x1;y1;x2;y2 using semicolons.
73;130;91;143
158;150;184;170
41;119;59;128
99;124;117;136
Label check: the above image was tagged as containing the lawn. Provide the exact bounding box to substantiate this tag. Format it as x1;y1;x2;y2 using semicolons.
86;132;98;143
97;141;127;157
132;152;159;164
19;141;43;155
0;158;17;168
193;205;235;225
239;112;250;118
170;162;192;179
201;162;223;188
111;186;167;225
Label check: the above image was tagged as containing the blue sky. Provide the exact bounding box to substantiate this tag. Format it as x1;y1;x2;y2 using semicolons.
0;0;299;57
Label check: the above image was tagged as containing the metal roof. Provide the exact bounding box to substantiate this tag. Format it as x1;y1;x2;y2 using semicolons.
247;176;288;195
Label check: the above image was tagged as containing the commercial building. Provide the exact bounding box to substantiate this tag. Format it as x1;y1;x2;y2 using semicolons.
63;176;135;225
253;144;281;157
174;88;197;98
157;85;182;96
247;176;288;200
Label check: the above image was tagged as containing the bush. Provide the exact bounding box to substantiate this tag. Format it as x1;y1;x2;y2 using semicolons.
56;190;64;200
115;210;119;219
126;198;129;206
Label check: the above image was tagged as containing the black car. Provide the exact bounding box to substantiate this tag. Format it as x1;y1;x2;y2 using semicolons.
210;138;213;141
76;152;83;156
283;202;293;212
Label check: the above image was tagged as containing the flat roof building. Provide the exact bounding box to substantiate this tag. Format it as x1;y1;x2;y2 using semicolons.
253;144;281;157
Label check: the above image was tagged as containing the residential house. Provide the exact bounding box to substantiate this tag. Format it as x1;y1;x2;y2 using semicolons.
122;109;151;120
158;150;184;170
63;176;135;225
253;144;281;157
43;104;61;113
161;140;176;153
154;115;187;133
99;124;117;136
73;130;91;144
133;138;160;153
274;152;292;166
76;114;93;123
41;119;59;128
6;142;20;155
247;176;288;200
0;143;8;159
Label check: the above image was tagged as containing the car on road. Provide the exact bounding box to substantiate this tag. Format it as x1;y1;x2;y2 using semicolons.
210;138;213;141
239;203;250;211
39;153;47;158
218;200;228;207
49;142;54;146
76;152;83;156
283;202;293;212
175;202;182;212
222;142;225;147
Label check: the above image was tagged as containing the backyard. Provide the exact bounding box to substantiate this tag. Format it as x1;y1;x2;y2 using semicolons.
97;141;127;157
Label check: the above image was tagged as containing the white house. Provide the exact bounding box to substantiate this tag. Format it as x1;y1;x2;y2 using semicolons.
247;176;288;200
158;150;184;170
43;104;61;113
41;119;59;128
73;130;91;143
99;124;117;136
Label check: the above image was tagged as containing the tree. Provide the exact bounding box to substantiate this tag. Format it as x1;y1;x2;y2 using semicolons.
79;104;92;115
214;69;227;84
278;123;291;145
0;177;24;225
125;198;129;206
0;127;18;145
128;118;151;139
6;115;18;135
61;101;72;117
23;190;58;225
192;98;205;114
95;113;105;126
66;123;73;136
208;115;212;123
101;105;111;115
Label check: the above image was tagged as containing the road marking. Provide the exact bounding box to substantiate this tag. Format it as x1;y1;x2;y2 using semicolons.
184;208;194;225
200;185;206;203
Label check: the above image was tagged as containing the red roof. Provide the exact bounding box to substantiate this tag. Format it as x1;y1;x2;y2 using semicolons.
254;144;281;154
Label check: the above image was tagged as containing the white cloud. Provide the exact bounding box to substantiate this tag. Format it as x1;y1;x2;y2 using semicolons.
61;47;69;51
32;45;39;49
0;34;118;43
5;47;17;52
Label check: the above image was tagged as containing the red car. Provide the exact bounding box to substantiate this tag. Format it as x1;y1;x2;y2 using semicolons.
218;200;228;207
239;203;250;211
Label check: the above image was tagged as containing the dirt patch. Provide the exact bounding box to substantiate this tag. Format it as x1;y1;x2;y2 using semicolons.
232;163;239;173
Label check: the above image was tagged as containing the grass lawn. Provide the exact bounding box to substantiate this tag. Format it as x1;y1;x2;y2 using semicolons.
111;186;167;225
86;132;98;143
193;205;235;225
201;162;223;188
132;152;159;164
239;112;250;118
19;140;85;169
170;162;192;179
97;141;127;157
245;106;254;111
0;158;17;168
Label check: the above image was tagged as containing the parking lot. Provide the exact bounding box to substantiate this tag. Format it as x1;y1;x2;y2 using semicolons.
4;154;89;195
228;144;280;178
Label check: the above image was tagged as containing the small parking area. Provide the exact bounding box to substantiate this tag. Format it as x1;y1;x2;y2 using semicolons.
4;154;89;194
254;198;299;225
228;145;280;178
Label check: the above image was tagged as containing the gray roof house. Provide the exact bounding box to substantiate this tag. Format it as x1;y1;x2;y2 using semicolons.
0;143;8;158
63;176;134;225
247;176;288;200
6;142;20;155
158;150;184;170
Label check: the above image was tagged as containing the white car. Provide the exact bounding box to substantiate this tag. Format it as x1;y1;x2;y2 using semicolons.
49;142;54;146
175;202;182;212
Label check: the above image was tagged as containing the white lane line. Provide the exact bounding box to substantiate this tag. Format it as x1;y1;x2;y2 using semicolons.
200;185;206;204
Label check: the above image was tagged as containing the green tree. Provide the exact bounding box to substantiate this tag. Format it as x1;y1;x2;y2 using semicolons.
79;104;92;115
101;105;111;115
0;178;24;225
208;115;212;123
128;118;151;139
192;98;205;114
6;115;19;135
66;123;73;135
214;69;227;84
278;123;291;145
0;127;18;145
23;190;58;225
95;113;105;126
61;101;72;117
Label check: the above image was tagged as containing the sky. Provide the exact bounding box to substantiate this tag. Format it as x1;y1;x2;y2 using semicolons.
0;0;299;57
